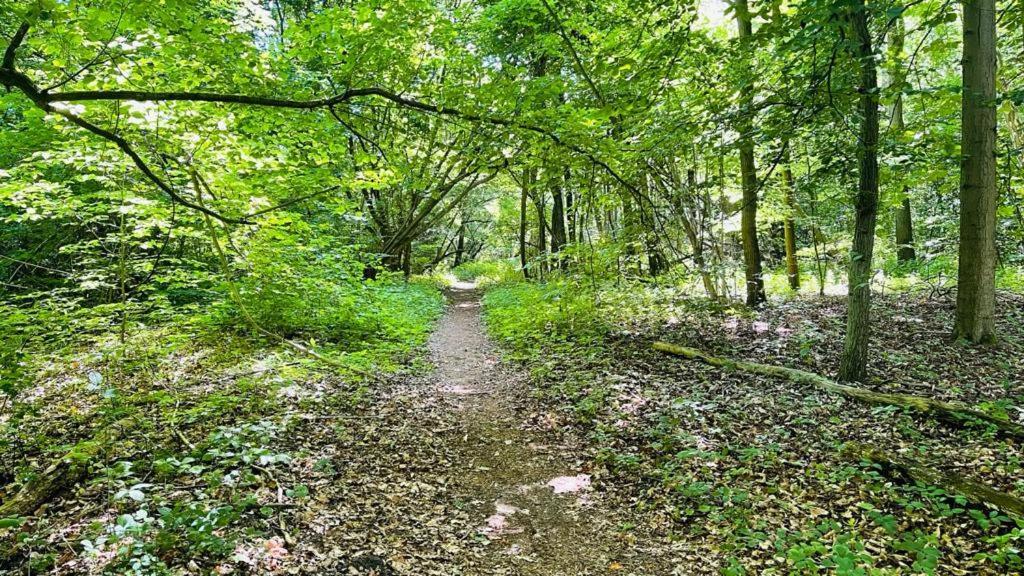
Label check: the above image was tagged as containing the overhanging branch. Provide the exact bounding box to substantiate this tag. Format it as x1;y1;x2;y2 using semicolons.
2;22;639;222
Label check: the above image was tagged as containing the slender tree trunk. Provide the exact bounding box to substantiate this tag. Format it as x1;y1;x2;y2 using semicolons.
534;188;547;277
716;133;730;298
639;172;666;276
519;169;531;278
890;16;917;263
566;187;576;251
769;221;786;263
621;191;641;274
839;2;880;383
734;0;766;306
550;169;568;269
453;223;466;267
1016;205;1024;254
401;241;412;279
895;197;916;262
955;0;998;343
683;168;719;298
782;158;801;290
809;176;828;296
551;191;566;254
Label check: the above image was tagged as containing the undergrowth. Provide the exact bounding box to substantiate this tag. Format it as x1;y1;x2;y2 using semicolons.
481;279;1024;575
0;268;443;573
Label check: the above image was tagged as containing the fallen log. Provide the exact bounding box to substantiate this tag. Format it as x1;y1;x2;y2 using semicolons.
842;442;1024;517
0;418;133;519
652;342;1024;439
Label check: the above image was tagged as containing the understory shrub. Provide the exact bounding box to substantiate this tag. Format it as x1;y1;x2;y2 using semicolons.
451;259;519;285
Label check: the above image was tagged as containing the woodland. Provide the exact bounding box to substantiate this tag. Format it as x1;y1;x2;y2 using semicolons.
1;0;1023;574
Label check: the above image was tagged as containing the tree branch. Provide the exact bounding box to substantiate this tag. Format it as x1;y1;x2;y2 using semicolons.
1;24;639;219
1;23;28;70
48;106;247;223
40;86;638;195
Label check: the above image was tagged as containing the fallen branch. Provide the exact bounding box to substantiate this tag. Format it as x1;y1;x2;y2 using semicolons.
842;442;1024;517
652;342;1024;438
0;418;133;518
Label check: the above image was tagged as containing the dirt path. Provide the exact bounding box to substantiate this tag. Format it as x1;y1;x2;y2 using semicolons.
425;283;656;575
287;283;671;575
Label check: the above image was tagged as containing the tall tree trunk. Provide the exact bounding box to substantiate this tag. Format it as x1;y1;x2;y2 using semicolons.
890;16;917;263
621;191;641;274
453;223;466;267
566;187;576;248
895;197;916;262
839;2;880;383
550;169;568;268
640;171;666;276
782;156;801;290
955;0;998;343
401;241;412;279
734;0;766;306
683;168;719;298
519;169;531;279
534;188;547;276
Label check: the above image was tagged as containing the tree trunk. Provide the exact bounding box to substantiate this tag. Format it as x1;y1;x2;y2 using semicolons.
955;0;998;343
639;172;666;276
734;0;766;306
566;188;576;247
621;191;641;275
895;197;916;262
519;169;531;279
683;168;719;298
782;160;801;290
534;188;547;277
550;169;568;269
839;2;880;383
890;17;917;264
401;241;412;278
453;223;465;267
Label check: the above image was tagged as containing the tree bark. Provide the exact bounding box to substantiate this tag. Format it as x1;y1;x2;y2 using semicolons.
550;169;568;268
734;0;766;306
621;191;641;274
895;197;916;262
682;168;719;298
566;187;576;247
955;0;998;343
401;241;412;278
0;419;132;518
782;160;801;290
842;442;1024;517
653;342;1024;439
890;16;917;264
839;2;880;383
534;187;547;277
519;169;531;278
453;223;466;267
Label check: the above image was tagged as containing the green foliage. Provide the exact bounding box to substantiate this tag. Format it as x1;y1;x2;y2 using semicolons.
451;260;519;284
483;280;609;360
0;0;1023;572
221;217;371;341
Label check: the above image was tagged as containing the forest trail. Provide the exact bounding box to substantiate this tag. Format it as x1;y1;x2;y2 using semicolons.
425;283;654;575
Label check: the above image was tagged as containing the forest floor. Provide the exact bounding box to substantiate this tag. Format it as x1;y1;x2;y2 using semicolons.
4;282;1024;575
482;282;1024;575
2;281;684;575
272;282;676;574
